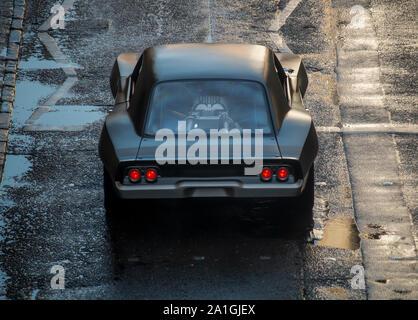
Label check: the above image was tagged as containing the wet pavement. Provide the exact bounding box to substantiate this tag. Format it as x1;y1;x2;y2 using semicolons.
0;0;416;299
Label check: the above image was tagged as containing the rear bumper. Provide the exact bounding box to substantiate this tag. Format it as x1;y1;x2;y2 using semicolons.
114;177;304;199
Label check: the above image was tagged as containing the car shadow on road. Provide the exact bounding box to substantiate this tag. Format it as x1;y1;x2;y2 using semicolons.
105;196;314;282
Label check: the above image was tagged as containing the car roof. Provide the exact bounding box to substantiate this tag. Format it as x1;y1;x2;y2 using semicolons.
141;43;272;83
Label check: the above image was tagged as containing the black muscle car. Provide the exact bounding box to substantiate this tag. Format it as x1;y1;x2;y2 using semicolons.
99;43;318;213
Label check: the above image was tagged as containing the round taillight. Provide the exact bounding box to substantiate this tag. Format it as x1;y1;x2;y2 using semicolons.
145;168;157;182
277;167;289;181
260;168;272;181
128;169;141;183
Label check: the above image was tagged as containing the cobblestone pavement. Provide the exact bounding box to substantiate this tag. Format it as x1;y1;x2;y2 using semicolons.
0;0;26;178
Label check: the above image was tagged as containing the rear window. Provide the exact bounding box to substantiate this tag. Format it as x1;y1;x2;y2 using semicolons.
145;80;273;135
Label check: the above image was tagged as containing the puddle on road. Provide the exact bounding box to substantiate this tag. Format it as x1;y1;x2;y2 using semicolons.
25;105;106;131
18;56;83;70
13;79;103;131
0;155;32;188
316;215;361;250
12;80;57;128
0;156;29;299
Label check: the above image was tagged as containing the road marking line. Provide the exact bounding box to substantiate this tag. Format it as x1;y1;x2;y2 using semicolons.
268;0;302;53
269;0;302;32
317;124;418;134
23;105;106;132
37;33;76;77
207;0;214;43
268;33;292;53
24;77;77;127
23;1;79;131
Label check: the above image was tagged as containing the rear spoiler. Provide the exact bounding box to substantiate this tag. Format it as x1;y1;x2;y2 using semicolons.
109;53;140;103
275;53;308;109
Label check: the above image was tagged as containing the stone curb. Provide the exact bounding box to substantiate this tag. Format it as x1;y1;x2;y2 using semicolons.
0;0;26;179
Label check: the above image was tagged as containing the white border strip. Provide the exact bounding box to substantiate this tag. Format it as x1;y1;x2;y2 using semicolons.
317;124;418;134
268;0;302;53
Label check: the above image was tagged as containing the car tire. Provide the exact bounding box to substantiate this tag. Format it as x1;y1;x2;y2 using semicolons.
281;165;315;234
297;164;315;209
103;167;124;219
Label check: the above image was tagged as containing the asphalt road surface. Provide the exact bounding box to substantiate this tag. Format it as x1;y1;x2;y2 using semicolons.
0;0;416;299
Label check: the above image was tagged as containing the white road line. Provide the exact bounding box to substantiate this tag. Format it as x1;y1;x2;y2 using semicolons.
317;124;418;134
37;33;76;77
268;0;302;53
207;0;214;43
24;77;77;127
268;33;292;53
269;0;302;32
42;75;77;107
23;105;106;132
24;0;79;131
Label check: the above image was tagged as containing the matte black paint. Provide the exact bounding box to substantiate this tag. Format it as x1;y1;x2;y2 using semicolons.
99;43;318;199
